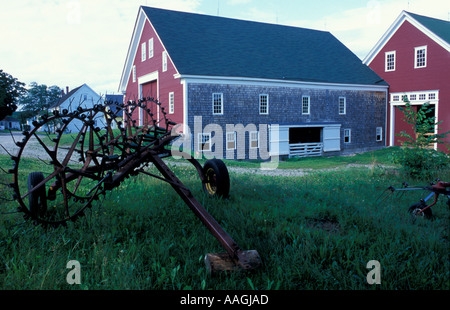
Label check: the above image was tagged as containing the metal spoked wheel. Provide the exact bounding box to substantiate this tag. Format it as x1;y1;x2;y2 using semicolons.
11;106;111;227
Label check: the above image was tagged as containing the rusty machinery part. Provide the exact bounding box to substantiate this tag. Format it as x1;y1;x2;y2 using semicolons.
7;97;260;271
8;98;176;227
380;180;450;221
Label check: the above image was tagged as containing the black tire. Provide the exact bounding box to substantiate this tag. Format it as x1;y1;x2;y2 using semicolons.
408;201;432;219
202;159;230;198
27;172;47;217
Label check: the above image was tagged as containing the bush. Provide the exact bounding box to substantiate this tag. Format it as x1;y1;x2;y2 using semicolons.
393;147;450;179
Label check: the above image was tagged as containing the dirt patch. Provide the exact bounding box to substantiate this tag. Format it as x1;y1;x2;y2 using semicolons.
307;217;340;233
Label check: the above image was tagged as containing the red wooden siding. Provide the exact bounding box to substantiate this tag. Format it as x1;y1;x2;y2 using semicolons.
124;19;184;127
368;20;450;151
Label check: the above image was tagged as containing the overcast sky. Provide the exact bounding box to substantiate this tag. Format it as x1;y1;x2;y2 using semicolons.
0;0;448;95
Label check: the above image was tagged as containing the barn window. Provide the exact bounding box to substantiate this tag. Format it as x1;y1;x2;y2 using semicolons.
169;92;174;114
385;51;396;72
344;129;351;143
250;131;259;149
428;93;436;100
376;127;382;142
414;46;427;68
148;38;154;58
339;97;346;115
302;96;310;115
410;94;416;101
162;51;168;72
259;94;268;115
226;132;236;150
198;133;211;152
419;94;426;100
212;93;223;115
141;42;146;62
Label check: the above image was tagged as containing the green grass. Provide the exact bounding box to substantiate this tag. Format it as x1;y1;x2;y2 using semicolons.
0;152;449;290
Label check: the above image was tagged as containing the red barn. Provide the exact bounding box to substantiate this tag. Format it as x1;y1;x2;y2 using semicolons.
364;11;450;152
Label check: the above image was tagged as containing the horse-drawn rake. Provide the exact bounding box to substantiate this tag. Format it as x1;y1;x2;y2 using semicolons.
379;180;450;220
3;98;261;273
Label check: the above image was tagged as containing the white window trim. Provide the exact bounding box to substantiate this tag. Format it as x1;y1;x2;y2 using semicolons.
132;65;136;83
414;45;427;69
226;132;237;150
259;94;269;115
339;96;346;115
169;92;174;114
198;133;211;152
141;42;146;62
148;38;154;58
385;51;396;72
250;131;259;149
212;93;223;115
162;51;168;72
344;129;351;144
302;96;310;115
376;127;383;142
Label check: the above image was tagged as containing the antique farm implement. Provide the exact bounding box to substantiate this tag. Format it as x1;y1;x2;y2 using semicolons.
5;98;260;272
381;180;450;219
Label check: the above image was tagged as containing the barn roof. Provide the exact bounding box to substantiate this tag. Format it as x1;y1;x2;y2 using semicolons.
120;6;387;90
407;12;450;45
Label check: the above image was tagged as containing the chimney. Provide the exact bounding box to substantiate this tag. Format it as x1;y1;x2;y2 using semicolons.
66;86;69;94
61;89;65;96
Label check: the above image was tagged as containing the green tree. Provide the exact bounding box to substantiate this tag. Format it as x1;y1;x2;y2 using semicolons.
393;98;450;178
19;82;63;120
0;69;26;121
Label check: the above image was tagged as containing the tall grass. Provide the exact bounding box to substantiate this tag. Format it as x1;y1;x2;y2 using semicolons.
0;154;448;290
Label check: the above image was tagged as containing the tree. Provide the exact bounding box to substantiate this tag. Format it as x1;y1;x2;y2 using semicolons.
0;69;26;121
393;98;450;178
19;82;63;120
396;99;449;148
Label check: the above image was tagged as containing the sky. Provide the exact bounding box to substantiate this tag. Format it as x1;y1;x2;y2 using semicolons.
0;0;448;96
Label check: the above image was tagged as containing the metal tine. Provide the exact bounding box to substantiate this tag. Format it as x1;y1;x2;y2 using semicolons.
8;129;17;145
0;143;13;157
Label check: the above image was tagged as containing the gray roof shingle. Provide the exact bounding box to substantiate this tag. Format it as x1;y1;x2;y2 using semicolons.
142;6;387;86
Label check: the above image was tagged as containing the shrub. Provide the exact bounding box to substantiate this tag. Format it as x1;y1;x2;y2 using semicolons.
393;99;450;178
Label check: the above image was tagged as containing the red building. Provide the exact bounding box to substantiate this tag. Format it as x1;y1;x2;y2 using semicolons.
363;11;450;152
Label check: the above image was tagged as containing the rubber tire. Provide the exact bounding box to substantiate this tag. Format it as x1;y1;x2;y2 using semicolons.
408;201;432;219
202;159;230;198
27;172;47;217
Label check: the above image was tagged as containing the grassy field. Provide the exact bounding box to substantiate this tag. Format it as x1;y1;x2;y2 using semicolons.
0;150;449;290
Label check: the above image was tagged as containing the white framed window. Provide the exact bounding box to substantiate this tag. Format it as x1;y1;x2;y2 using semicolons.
419;94;426;100
259;94;269;115
148;38;154;58
198;133;211;152
392;95;399;101
339;97;346;115
385;51;396;72
132;65;136;83
141;42;146;62
169;92;174;114
376;127;383;142
226;132;236;150
162;51;168;72
409;94;417;101
212;93;223;115
302;96;310;115
344;129;351;144
414;46;427;68
428;93;436;100
250;131;259;149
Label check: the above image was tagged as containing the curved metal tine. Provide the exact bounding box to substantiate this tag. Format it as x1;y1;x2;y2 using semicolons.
21;166;62;200
59;171;70;218
32;133;59;164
